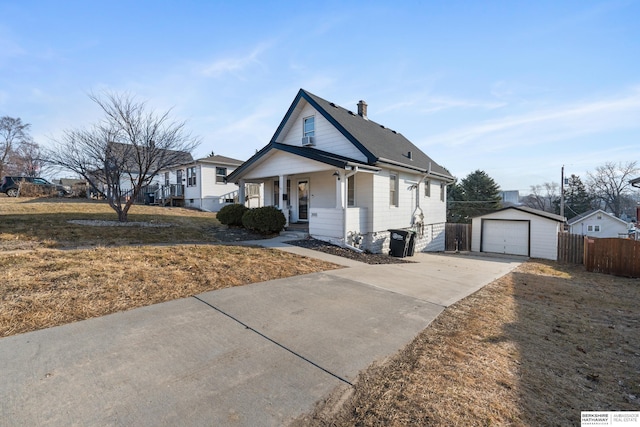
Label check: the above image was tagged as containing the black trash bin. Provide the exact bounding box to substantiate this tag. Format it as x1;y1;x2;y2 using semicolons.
406;231;416;256
144;192;155;205
389;229;411;257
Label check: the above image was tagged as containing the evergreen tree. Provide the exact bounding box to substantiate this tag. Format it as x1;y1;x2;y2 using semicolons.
563;174;592;219
448;170;502;223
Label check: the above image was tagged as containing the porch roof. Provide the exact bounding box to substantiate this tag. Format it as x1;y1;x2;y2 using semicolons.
227;142;378;182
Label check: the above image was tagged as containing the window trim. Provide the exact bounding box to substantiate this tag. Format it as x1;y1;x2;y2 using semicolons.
187;166;197;187
215;167;227;184
440;182;445;202
389;173;399;207
347;175;356;207
303;116;315;137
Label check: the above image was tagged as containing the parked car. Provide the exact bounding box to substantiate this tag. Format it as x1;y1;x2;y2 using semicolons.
0;176;68;197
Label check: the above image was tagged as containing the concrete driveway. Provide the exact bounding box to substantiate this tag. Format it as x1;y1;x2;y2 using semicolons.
0;245;520;426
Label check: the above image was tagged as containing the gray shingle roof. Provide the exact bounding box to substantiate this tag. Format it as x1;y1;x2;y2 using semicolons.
475;205;566;222
301;90;451;178
196;155;243;166
229;89;453;182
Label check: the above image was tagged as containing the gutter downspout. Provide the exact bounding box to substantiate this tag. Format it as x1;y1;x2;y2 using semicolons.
342;167;363;253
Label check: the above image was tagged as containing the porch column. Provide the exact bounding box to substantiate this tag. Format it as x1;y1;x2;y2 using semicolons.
279;175;289;226
238;179;246;205
335;171;343;208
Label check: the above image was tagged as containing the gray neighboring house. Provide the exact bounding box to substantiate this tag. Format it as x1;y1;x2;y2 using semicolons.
568;209;632;238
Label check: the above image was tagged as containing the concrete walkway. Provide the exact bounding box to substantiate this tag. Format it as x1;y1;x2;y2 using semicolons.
0;239;521;426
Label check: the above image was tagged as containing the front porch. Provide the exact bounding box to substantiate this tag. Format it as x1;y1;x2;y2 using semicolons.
238;168;370;247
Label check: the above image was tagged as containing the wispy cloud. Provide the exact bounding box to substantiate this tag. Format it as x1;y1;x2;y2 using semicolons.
200;42;272;78
422;87;640;148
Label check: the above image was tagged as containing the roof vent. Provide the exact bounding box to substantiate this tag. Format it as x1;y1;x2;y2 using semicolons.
407;151;413;160
329;102;338;108
379;124;385;129
348;110;355;116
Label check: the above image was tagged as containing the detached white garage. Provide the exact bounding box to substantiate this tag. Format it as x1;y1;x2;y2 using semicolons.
471;206;566;260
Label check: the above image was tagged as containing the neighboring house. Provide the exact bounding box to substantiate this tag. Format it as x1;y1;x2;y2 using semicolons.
471;206;566;260
88;142;194;201
568;209;631;238
154;154;253;212
227;89;454;254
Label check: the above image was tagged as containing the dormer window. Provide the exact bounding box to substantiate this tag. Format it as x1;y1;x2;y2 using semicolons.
303;116;315;137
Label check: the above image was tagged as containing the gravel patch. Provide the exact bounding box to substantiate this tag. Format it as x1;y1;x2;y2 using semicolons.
287;239;413;264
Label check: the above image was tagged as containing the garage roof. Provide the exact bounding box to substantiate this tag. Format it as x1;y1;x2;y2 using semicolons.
475;206;566;222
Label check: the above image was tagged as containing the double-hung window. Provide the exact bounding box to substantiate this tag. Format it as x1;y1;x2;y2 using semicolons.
389;173;398;207
187;167;197;187
303;116;315;137
440;183;445;202
347;175;356;207
216;167;227;184
424;179;430;197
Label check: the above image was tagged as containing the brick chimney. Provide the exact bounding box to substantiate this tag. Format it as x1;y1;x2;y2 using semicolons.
357;100;368;119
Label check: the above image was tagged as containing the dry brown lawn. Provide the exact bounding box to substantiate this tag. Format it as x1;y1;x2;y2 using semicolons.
296;260;640;426
0;196;255;250
0;197;341;337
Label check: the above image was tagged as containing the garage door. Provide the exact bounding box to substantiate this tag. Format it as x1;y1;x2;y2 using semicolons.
481;220;529;256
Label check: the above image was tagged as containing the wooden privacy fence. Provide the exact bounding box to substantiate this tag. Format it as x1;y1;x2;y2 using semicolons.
445;223;471;252
557;232;585;264
584;238;640;278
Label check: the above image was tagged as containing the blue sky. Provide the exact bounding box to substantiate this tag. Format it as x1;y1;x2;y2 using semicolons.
1;0;639;192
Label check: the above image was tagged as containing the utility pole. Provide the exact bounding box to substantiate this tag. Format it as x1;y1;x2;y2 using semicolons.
560;165;565;218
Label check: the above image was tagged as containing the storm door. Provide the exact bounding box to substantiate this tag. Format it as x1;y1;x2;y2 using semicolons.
297;179;309;221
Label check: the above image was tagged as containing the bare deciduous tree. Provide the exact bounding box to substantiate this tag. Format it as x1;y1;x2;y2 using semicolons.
9;140;48;177
46;92;200;222
0;116;33;177
522;182;559;213
587;161;639;217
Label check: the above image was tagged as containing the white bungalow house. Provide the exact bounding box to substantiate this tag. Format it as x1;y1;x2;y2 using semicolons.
568;209;631;238
154;154;258;212
227;89;454;254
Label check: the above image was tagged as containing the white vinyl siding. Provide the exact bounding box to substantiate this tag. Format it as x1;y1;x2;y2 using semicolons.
278;102;368;162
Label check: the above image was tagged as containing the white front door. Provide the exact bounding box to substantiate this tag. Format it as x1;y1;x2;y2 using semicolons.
297;179;309;222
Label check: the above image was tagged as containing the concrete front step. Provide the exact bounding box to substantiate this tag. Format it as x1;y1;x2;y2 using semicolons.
280;230;309;239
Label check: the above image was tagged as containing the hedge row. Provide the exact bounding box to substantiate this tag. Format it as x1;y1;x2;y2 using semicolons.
217;204;286;235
